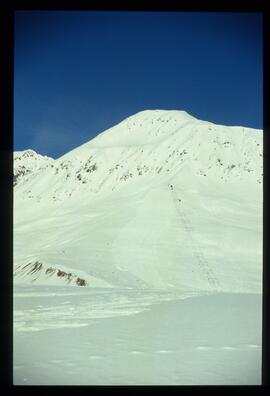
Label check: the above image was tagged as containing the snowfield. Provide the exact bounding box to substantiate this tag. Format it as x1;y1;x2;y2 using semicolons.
13;110;263;384
14;286;261;385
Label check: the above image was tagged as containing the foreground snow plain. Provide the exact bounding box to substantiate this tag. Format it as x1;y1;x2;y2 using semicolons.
14;286;261;385
14;110;263;385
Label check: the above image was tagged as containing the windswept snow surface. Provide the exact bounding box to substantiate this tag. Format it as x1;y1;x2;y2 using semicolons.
14;110;263;384
14;287;262;385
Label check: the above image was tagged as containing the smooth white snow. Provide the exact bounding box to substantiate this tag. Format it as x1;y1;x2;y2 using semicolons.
14;285;262;385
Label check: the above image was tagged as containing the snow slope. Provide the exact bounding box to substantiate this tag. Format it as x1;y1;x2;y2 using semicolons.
14;110;263;293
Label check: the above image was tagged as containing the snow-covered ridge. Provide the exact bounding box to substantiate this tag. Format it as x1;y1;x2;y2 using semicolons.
14;110;263;291
14;149;54;187
65;109;206;150
14;110;262;203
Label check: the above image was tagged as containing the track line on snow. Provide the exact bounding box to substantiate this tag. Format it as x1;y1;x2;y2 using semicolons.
168;185;220;292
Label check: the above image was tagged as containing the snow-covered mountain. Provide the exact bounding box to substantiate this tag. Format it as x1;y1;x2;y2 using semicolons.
14;149;54;187
14;110;263;293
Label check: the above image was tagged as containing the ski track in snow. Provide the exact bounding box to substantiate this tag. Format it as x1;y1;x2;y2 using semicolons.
170;185;221;291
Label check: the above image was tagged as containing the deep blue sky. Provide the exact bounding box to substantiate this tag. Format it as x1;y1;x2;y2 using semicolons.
14;11;262;159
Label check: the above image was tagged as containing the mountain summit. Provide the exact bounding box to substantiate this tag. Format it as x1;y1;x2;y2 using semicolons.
14;110;263;292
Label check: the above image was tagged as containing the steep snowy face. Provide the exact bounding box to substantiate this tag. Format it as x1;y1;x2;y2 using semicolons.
14;110;263;292
87;109;197;147
14;150;54;187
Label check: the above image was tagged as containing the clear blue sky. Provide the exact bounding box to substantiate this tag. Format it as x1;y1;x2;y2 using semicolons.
14;11;262;159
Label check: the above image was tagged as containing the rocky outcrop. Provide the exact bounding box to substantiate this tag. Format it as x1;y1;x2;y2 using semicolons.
14;261;87;286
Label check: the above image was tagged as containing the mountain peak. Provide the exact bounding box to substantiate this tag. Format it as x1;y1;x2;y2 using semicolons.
14;149;53;160
125;109;197;121
14;149;54;187
84;109;199;150
14;149;37;158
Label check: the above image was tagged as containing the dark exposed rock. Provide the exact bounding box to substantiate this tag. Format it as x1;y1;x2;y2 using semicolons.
29;261;43;274
76;277;87;286
57;269;67;277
